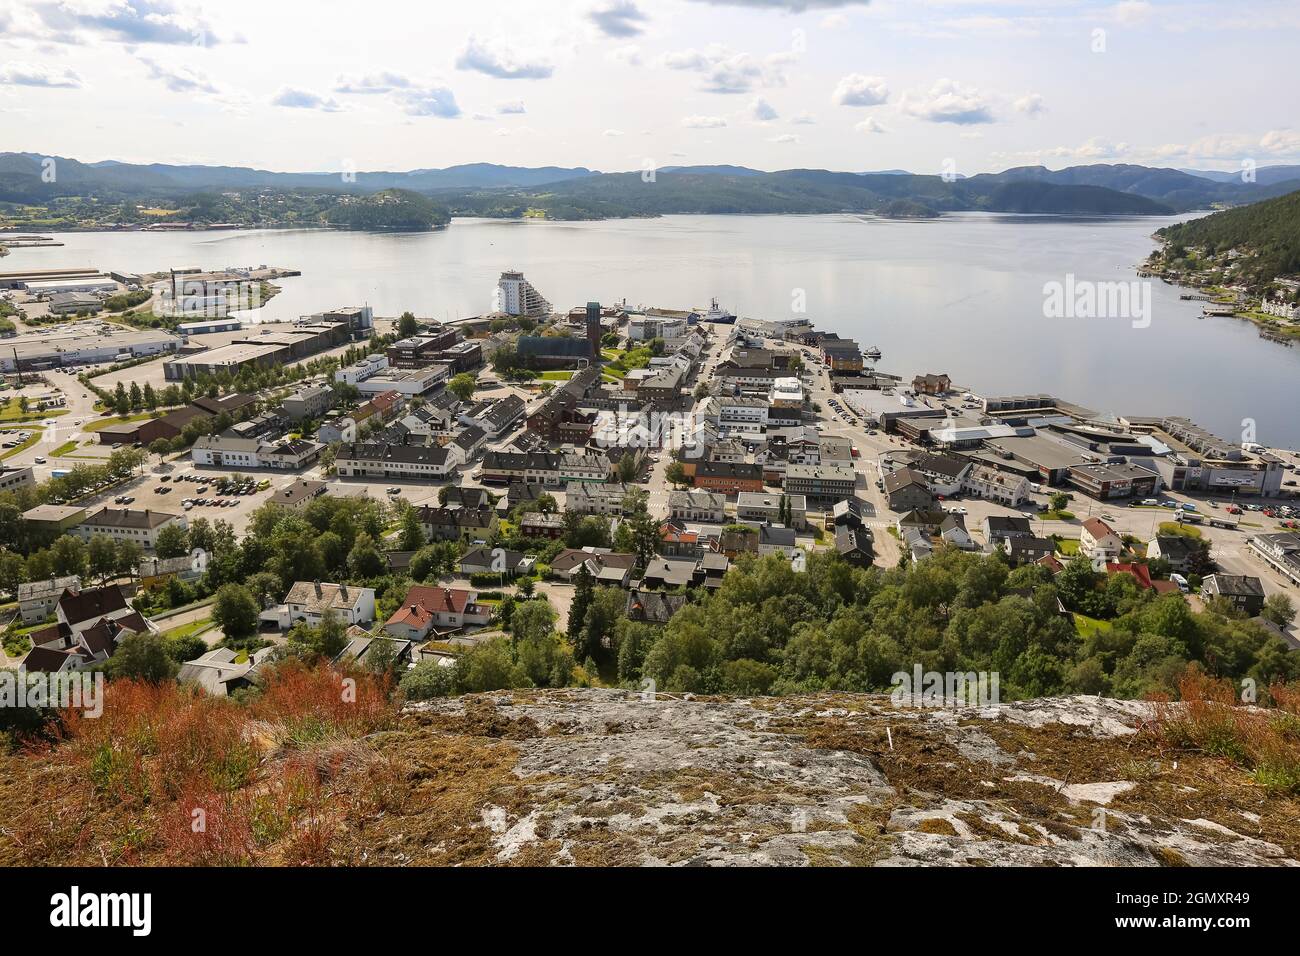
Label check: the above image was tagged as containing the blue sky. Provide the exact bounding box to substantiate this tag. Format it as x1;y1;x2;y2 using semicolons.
1;0;1298;174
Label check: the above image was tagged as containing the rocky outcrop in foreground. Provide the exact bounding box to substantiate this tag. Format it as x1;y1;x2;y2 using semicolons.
348;690;1299;866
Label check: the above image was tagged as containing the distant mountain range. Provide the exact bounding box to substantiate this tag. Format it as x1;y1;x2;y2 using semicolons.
3;151;1300;223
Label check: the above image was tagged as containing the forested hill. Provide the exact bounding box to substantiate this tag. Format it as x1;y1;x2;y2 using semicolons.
1154;188;1300;287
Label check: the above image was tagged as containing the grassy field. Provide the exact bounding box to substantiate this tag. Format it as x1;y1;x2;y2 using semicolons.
0;398;67;423
539;371;574;381
1159;521;1202;538
1056;538;1081;556
50;440;79;457
160;617;213;641
1072;613;1113;638
83;411;156;432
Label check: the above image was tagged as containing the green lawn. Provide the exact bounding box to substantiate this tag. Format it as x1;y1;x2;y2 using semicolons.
540;371;574;381
50;440;79;457
1040;510;1075;521
1073;613;1113;638
0;398;67;423
83;411;155;432
1056;538;1081;556
161;617;213;641
1159;521;1202;538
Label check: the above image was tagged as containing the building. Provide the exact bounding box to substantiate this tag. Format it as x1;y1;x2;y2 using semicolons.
48;292;103;315
1146;535;1201;574
912;373;952;395
1080;518;1123;562
669;489;727;523
834;526;874;567
20;504;87;535
73;508;185;551
689;461;765;496
497;271;552;317
383;586;493;640
266;478;328;510
259;581;376;630
516;333;597;370
480;450;611;486
335;353;389;386
520;512;566;539
625;589;689;625
550;548;636;586
2;327;181;372
319;416;357;445
335;443;456;480
983;515;1035;549
755;523;798;557
962;465;1030;507
461;395;526;436
1202;574;1266;616
1004;536;1058;565
387;330;459;367
163;341;287;381
736;492;807;530
281;385;333;422
1067;462;1160;500
0;465;35;495
460;546;534;577
355;365;449;398
22;583;154;673
784;464;856;505
528;366;602;440
629;314;686;341
1249;532;1300;588
419;504;498;542
565;481;628;516
18;575;81;624
883;467;934;512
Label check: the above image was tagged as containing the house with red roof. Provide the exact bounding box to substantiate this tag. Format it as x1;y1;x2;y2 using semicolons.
1080;518;1123;562
21;584;155;673
382;585;492;641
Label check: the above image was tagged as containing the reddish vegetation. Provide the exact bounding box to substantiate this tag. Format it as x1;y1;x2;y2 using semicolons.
2;662;397;866
1153;667;1300;794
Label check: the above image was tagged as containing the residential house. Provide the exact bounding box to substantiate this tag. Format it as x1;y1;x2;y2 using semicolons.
834;526;874;567
784;464;856;505
908;453;971;496
883;468;934;512
755;523;798;557
419;504;498;542
962;465;1030;507
17;575;81;624
259;580;376;631
383;585;493;641
1080;517;1123;562
520;512;566;539
23;584;154;673
1004;536;1058;565
912;373;951;395
1202;574;1267;616
1146;535;1200;574
565;481;629;516
459;547;533;578
550;548;636;587
625;589;689;625
983;515;1034;550
736;492;807;530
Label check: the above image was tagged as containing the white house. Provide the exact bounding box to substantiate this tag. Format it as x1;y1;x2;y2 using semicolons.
1080;517;1123;562
260;580;376;631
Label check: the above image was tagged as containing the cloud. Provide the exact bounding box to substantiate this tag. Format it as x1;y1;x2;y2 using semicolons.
334;72;412;94
901;79;994;125
587;0;649;38
0;62;82;88
682;115;728;128
749;96;778;121
1013;93;1046;118
855;117;889;134
497;100;526;114
1110;1;1152;25
770;133;800;144
457;36;554;79
270;87;345;112
791;111;816;125
394;86;462;118
138;55;217;94
662;44;789;94
831;73;889;107
604;128;625;136
821;13;850;29
1259;129;1300;156
608;44;643;66
27;0;221;46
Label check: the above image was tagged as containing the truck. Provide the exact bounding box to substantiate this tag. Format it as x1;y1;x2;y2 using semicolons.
50;469;71;479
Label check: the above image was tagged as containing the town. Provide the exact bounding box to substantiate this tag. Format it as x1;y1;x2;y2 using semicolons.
1;264;1297;693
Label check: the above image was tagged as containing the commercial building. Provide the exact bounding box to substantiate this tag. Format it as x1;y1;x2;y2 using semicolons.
387;330;458;367
48;292;104;315
669;489;727;523
0;465;35;494
2;326;181;372
334;353;389;385
1249;533;1300;588
784;464;856;504
1067;462;1160;500
281;385;333;422
163;341;287;380
961;464;1030;507
21;504;87;534
355;365;449;398
689;461;765;496
736;491;807;530
335;442;456;480
480;450;611;486
73;507;186;551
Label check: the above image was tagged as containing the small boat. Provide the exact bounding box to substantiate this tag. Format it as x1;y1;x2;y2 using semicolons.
864;346;882;360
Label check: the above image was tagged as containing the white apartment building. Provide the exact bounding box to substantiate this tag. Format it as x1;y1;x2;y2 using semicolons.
74;508;187;551
961;465;1030;507
497;270;552;317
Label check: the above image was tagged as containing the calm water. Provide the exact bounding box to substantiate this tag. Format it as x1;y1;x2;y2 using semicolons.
15;213;1300;448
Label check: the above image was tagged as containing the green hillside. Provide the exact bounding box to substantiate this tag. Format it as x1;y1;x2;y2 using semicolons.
1153;188;1300;287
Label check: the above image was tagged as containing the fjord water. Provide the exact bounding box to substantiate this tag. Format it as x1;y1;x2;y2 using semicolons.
26;212;1300;448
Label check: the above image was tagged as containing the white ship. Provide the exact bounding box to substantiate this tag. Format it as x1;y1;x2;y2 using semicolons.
697;297;736;324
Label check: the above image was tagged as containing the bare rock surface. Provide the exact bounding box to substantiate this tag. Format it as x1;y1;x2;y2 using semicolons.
392;689;1299;867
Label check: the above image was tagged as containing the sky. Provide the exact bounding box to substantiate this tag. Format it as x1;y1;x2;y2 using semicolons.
1;0;1298;176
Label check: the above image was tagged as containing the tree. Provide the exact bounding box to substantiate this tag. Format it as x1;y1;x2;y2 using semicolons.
617;453;638;484
397;311;419;338
107;632;179;683
399;506;426;552
665;461;688;488
1261;592;1295;627
1049;492;1069;512
348;531;385;578
129;382;143;411
113;381;130;416
143;382;158;411
448;372;477;402
569;563;595;641
399;659;458;700
87;534;118;584
49;535;88;578
154;522;188;559
0;550;25;599
212;583;259;642
149;437;170;466
693;382;711;401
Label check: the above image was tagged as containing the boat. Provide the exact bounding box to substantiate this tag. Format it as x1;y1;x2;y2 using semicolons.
696;297;736;324
864;346;882;360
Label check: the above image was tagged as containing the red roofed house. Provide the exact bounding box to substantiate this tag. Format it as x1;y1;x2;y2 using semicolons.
353;389;405;425
383;585;493;641
1080;518;1123;562
1104;561;1154;591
